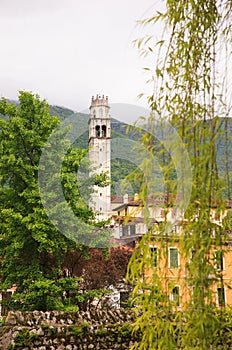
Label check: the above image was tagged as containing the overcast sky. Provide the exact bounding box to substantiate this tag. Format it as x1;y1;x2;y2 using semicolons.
0;0;165;114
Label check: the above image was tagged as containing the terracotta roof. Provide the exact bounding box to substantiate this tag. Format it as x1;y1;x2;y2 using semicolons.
111;195;133;204
113;197;166;211
113;216;158;225
114;236;142;246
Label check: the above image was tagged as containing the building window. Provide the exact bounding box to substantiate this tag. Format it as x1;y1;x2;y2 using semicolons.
169;247;179;268
172;225;177;233
122;226;129;236
150;246;159;267
217;287;226;307
100;193;102;197
170;286;180;306
214;250;224;271
191;249;196;260
130;225;136;236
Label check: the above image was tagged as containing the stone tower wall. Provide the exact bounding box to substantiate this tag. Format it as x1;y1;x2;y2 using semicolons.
88;95;111;221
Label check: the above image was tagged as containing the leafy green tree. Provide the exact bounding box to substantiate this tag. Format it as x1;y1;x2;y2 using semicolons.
0;92;63;289
0;92;110;302
2;276;107;312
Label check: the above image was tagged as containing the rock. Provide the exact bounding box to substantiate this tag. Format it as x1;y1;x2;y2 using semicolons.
45;311;51;320
65;345;73;350
29;327;44;336
5;311;17;325
0;309;136;349
57;345;65;350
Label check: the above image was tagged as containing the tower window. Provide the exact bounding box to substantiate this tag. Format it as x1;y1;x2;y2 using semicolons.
102;125;106;137
95;125;100;137
100;193;102;196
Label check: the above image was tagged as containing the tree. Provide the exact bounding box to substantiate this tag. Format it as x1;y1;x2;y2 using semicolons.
67;246;132;289
127;1;232;349
62;246;133;310
0;91;111;305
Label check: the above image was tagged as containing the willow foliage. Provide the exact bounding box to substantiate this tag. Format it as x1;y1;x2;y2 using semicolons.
127;1;232;349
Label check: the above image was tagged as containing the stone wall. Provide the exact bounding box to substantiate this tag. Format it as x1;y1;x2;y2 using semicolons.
0;309;139;350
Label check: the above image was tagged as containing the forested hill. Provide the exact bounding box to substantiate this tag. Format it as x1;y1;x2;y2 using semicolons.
50;105;232;165
49;105;232;196
50;105;141;143
2;102;231;195
49;105;143;195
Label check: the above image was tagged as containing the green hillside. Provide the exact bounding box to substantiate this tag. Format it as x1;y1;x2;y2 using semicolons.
49;105;232;197
3;102;231;196
49;105;143;195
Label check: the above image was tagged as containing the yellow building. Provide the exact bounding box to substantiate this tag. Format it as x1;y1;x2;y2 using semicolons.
113;194;232;308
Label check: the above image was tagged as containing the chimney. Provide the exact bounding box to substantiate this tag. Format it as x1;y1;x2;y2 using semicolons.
134;193;139;201
123;193;129;204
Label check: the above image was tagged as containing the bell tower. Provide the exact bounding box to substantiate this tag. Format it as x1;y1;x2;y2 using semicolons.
88;94;111;221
